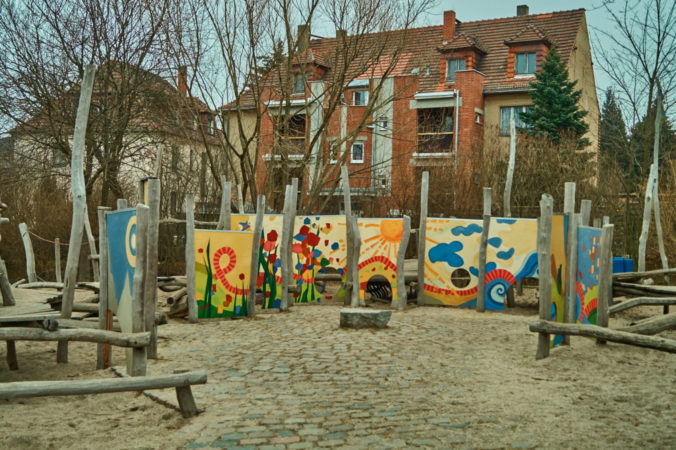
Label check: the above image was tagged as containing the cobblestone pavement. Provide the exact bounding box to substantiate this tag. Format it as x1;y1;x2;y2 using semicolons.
139;303;676;449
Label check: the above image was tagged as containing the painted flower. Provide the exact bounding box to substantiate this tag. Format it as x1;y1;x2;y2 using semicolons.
306;233;320;247
267;230;278;242
225;295;233;307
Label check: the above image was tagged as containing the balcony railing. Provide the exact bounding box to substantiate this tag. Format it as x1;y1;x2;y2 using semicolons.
416;132;453;154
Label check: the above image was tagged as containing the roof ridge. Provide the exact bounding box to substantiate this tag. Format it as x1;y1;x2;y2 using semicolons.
455;8;584;26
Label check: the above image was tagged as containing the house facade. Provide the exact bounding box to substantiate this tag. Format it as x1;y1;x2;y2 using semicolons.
248;5;599;216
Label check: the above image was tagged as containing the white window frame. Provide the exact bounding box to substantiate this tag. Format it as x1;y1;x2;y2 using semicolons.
351;142;364;163
515;52;536;76
353;90;368;106
500;105;533;135
446;58;466;82
293;73;306;93
379;116;388;131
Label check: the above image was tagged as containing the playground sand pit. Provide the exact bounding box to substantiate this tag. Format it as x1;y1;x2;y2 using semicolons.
1;295;674;449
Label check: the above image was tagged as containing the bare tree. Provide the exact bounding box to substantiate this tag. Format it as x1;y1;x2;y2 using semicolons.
164;0;434;213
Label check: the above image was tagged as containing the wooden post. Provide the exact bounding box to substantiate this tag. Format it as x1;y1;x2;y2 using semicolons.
144;178;160;359
280;185;296;311
216;175;231;231
247;195;265;317
117;199;128;210
562;182;576;345
592;218;602;228
652;181;670;288
0;258;14;306
580;199;592;226
566;214;581;334
597;224;614;345
18;223;37;283
504;110;516;218
130;204;149;376
154;147;163;178
185;194;198;323
536;194;553;359
237;184;245;213
54;238;62;283
96;207;111;370
416;171;429;306
84;207;99;282
341;167;360;307
58;64;96;364
477;188;491;313
395;216;411;310
638;164;657;272
137;179;144;205
603;216;610;226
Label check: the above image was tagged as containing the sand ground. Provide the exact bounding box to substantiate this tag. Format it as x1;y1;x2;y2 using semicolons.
1;289;674;449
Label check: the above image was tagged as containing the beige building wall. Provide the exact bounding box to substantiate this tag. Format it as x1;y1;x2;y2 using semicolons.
568;15;600;153
483;92;533;150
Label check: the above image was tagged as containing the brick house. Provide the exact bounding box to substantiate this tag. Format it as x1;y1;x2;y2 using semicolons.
235;5;599;216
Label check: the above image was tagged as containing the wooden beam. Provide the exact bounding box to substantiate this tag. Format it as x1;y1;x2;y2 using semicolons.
536;194;553;359
563;181;576;346
247;195;265;317
503;110;516;218
237;184;245;213
617;313;676;335
609;297;676;315
185;194;198;323
54;238;62;283
0;327;150;347
144;179;160;359
529;320;676;353
0;258;15;306
477;187;491;313
394;216;411;310
416;171;428;306
130;204;149;376
613;267;676;281
580;199;592;226
59;64;96;364
596;224;614;344
280;184;296;311
83;206;99;282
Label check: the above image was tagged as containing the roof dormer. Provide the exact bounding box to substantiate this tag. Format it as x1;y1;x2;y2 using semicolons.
504;24;554;79
438;33;486;83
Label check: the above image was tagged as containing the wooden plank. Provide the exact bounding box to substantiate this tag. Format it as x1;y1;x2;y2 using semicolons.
536;194;553;359
144;179;160;359
477;187;491;313
614;282;676;296
247;195;265;317
0;327;150;347
18;223;37;283
0;371;207;400
416;171;428;306
216;175;231;231
609;297;676;314
97;207;111;369
58;64;96;364
529;320;676;353
597;224;614;345
130;204;149;376
185;194;198;323
613;267;676;280
394;216;411;310
617;313;676;335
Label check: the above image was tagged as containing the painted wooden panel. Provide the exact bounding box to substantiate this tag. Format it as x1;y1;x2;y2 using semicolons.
194;229;254;318
106;209;136;335
357;218;405;302
550;214;568;347
422;217;538;310
231;214;284;309
576;226;602;325
293;216;348;303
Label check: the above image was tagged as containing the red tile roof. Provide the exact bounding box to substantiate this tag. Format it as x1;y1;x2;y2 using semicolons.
226;8;585;109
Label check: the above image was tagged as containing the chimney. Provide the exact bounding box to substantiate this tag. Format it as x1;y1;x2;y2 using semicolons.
517;5;529;16
178;66;187;96
443;10;456;42
336;29;347;44
297;24;310;53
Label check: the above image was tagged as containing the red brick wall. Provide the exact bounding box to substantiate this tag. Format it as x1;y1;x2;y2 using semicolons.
454;70;485;181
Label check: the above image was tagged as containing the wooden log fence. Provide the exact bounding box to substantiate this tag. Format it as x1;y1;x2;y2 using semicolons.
247;195;265;317
535;194;553;359
416;171;428;306
477;187;491;313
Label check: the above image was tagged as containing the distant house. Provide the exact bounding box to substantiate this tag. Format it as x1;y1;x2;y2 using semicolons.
7;63;226;215
238;5;599;215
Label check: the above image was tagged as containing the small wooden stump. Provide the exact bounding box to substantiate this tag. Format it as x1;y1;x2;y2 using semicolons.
340;308;392;329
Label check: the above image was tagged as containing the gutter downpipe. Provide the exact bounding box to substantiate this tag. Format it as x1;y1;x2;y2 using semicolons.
453;89;460;210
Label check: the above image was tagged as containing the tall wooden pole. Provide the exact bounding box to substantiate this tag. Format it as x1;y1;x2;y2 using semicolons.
144;178;160;359
54;238;62;283
416;171;429;306
280;185;296;311
477;187;491;313
580;199;592;227
130;204;148;376
18;223;37;283
562;182;576;345
395;216;411;310
597;224;614;345
96;207;111;370
58;64;96;363
341;167;361;307
504;110;516;218
247;195;265;317
185;194;198;323
535;194;553;359
217;175;231;231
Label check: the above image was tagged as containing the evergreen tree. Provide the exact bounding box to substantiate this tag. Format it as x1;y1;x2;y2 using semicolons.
630;101;676;178
599;88;630;172
250;40;285;82
519;46;590;148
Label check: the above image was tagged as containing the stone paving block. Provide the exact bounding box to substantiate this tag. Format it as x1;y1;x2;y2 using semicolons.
269;435;301;444
318;439;346;447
